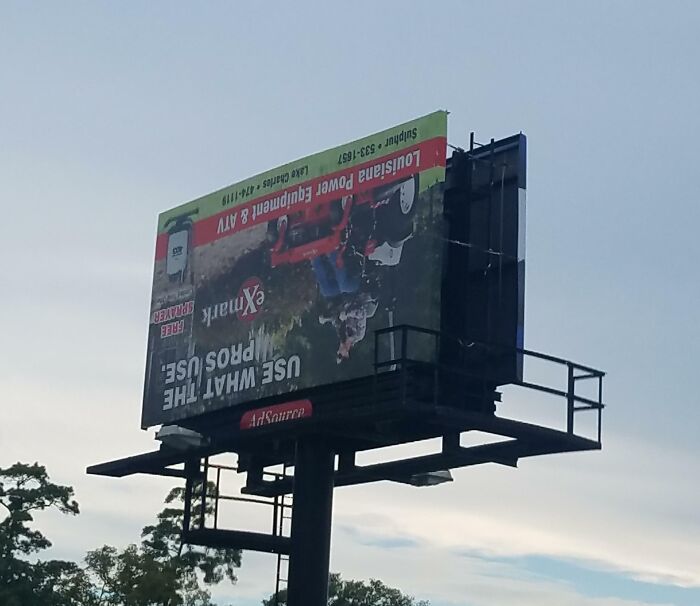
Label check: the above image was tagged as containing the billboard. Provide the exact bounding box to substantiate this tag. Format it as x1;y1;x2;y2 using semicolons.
142;111;448;428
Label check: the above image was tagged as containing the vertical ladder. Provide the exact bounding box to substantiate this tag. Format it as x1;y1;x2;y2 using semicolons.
182;457;294;603
273;463;293;605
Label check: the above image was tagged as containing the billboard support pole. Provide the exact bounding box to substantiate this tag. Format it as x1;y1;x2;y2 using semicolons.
286;436;335;606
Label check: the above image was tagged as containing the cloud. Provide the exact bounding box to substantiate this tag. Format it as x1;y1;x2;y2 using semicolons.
327;530;676;606
332;432;700;590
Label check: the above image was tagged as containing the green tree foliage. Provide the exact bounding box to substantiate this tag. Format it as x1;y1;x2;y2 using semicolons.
262;573;430;606
0;462;85;606
82;482;241;606
2;462;424;606
141;485;240;585
0;464;241;606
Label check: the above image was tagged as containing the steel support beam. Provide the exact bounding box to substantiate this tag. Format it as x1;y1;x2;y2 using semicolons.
286;437;335;606
184;528;291;555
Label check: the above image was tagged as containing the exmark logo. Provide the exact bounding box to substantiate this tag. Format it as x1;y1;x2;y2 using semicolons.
236;277;264;321
202;277;265;327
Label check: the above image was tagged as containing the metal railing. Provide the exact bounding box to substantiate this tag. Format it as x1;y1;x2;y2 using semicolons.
181;459;293;604
374;324;605;443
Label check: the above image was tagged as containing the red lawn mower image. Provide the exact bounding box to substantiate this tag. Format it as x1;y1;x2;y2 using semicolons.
266;174;419;269
266;174;420;362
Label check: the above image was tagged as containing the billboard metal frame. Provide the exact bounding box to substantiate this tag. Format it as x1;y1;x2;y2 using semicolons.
89;324;604;485
88;130;606;606
88;323;604;604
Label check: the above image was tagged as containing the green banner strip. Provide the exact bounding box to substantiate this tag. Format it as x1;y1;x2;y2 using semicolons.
157;110;447;232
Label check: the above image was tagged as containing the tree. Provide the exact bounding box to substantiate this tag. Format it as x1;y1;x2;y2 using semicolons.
141;484;240;586
262;573;430;606
1;462;420;606
1;462;241;606
0;461;85;606
82;481;241;606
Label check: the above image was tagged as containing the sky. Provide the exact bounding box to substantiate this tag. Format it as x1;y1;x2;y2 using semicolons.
1;1;700;605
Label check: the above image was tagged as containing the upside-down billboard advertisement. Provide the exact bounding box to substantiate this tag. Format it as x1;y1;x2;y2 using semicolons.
142;111;448;427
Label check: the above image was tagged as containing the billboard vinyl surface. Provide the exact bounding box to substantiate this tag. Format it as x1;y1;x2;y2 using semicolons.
142;111;448;427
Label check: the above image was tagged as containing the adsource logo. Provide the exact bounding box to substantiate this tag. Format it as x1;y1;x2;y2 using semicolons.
240;399;313;430
202;276;265;327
